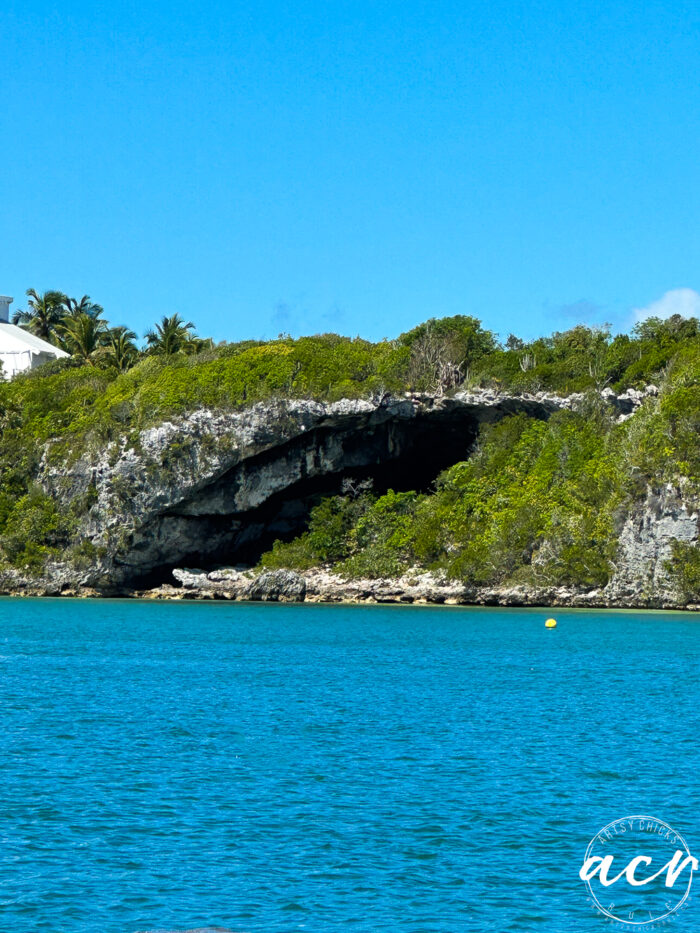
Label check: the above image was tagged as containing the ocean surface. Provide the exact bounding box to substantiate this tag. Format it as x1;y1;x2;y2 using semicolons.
1;599;699;932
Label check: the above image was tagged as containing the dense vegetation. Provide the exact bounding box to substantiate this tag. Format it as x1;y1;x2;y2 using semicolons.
260;354;700;590
1;286;699;592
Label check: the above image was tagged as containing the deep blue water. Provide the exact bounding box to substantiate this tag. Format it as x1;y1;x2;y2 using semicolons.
1;600;699;932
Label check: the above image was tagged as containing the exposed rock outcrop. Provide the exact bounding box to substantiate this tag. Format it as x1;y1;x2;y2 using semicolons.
247;569;307;601
36;387;639;592
604;485;699;606
4;384;690;608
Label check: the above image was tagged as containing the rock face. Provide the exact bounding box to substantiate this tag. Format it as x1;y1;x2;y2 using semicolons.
36;388;635;592
604;485;699;607
171;567;307;601
8;384;691;608
248;569;307;601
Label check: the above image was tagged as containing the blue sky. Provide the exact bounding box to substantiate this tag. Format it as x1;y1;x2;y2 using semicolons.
1;0;699;343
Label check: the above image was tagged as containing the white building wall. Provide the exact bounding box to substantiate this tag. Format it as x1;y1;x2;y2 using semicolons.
0;349;38;379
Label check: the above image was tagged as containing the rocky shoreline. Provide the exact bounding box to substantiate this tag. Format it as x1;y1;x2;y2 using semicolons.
2;480;697;610
135;565;697;610
2;564;699;610
6;564;664;611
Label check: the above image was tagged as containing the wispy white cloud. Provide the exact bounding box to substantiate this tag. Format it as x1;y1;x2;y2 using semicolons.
633;288;700;323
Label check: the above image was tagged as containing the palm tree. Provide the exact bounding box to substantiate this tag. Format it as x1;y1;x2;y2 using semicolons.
63;295;104;319
145;314;196;356
185;335;215;354
98;326;139;372
12;288;66;344
57;312;108;364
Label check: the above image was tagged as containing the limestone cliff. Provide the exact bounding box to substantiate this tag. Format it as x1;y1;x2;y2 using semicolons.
603;485;699;606
40;389;593;590
3;385;696;608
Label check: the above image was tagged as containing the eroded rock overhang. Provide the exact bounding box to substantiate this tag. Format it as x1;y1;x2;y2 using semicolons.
55;388;642;588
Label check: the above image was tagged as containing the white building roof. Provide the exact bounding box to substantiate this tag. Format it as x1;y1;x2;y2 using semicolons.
0;323;70;357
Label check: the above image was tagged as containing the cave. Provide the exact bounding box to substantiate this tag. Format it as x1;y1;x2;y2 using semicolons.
113;393;565;589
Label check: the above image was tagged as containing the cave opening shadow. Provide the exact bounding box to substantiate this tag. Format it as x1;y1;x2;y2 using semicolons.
130;409;489;588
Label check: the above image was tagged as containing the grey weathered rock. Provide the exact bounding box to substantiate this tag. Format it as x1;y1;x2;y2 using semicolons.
604;485;699;607
172;567;215;590
247;569;306;601
3;385;684;608
38;387;646;591
37;390;606;590
155;565;650;610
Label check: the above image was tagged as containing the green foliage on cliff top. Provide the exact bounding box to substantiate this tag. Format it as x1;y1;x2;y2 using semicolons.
1;334;406;445
2;313;698;449
471;315;700;394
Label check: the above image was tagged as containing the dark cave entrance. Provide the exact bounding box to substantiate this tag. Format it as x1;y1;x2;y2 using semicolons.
204;410;482;564
123;402;540;589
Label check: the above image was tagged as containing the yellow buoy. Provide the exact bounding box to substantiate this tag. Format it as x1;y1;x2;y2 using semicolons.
545;618;557;629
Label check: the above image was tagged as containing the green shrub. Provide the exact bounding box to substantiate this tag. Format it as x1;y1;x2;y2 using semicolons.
666;541;700;601
0;490;74;570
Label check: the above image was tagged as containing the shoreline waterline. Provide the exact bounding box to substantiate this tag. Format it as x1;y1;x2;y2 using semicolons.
0;592;697;618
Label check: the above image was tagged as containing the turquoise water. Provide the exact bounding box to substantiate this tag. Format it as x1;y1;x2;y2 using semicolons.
1;599;699;932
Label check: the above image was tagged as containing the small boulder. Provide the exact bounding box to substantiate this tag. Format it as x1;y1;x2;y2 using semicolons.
247;569;306;602
173;568;212;589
